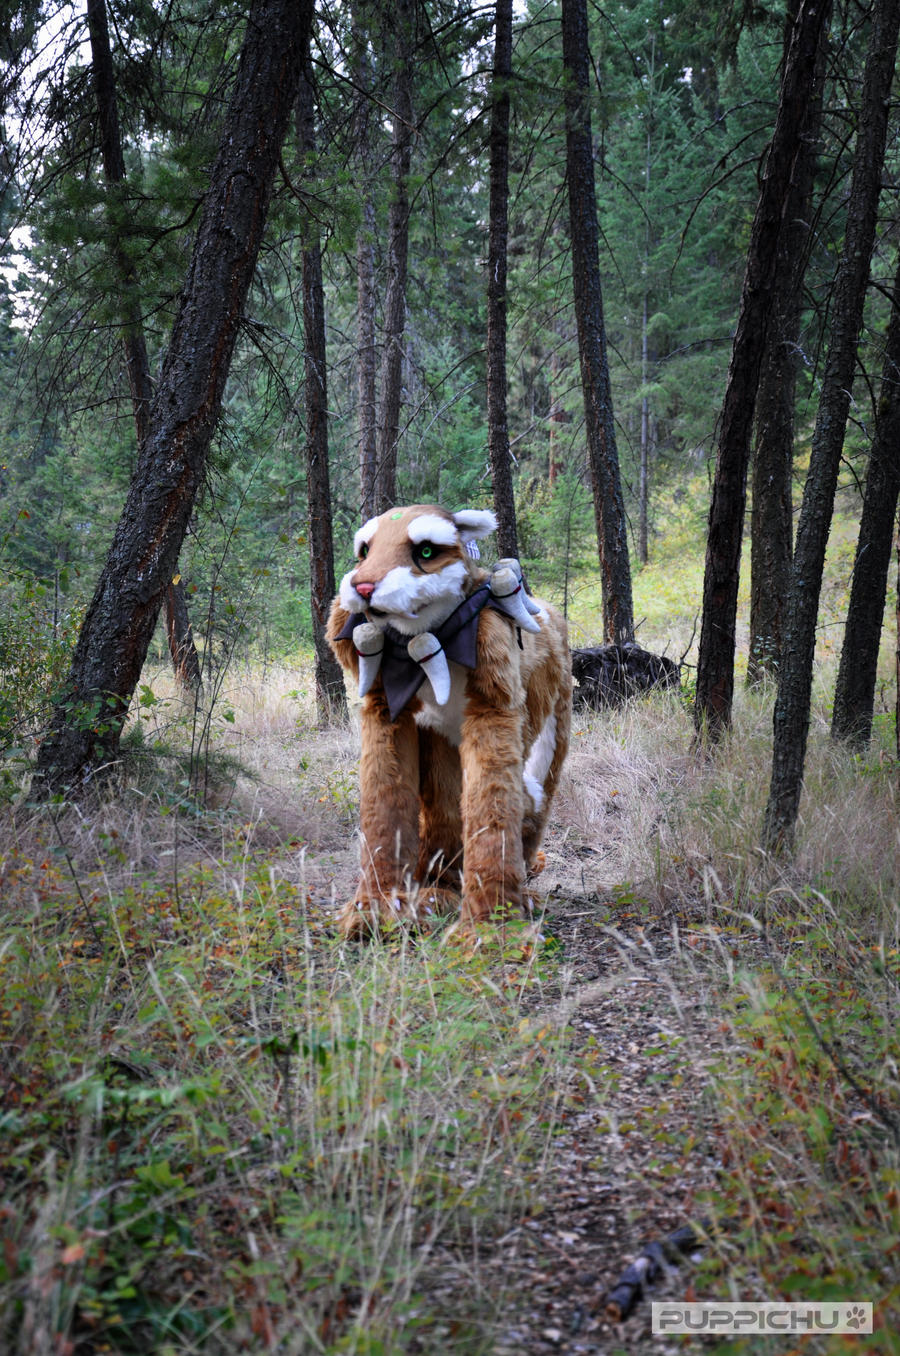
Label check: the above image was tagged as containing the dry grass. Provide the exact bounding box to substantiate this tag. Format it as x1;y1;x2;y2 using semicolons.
553;681;900;929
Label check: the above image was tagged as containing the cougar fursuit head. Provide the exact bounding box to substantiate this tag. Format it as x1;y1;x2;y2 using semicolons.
327;504;571;939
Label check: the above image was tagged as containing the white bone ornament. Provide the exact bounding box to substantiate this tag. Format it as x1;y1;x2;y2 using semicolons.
407;632;451;705
352;622;385;697
494;558;542;616
489;566;542;633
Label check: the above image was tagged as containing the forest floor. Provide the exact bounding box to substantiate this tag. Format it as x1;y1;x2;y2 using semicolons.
2;671;898;1354
210;672;900;1353
286;804;728;1355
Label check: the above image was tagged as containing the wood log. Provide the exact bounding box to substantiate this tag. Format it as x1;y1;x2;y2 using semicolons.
604;1222;703;1322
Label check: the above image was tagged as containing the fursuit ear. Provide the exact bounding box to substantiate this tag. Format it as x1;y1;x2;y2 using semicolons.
452;509;497;560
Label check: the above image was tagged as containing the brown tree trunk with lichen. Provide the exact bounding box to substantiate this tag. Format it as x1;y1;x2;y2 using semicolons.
747;0;826;685
561;0;634;645
353;0;379;521
86;0;200;694
694;0;830;741
830;255;900;744
373;0;414;513
486;0;518;559
35;0;312;795
896;518;900;760
764;0;900;851
298;54;347;725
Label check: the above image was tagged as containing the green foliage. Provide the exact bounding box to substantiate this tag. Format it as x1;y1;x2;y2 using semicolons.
699;918;900;1349
517;468;596;614
0;566;80;791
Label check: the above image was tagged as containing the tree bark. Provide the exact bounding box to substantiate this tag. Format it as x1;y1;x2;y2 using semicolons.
896;517;900;760
36;0;312;795
548;309;572;488
764;0;900;851
358;198;378;520
693;0;830;739
747;0;826;685
353;3;379;521
830;256;900;744
298;57;347;726
639;292;651;565
486;0;518;558
86;0;201;692
164;575;201;690
374;0;414;514
561;0;634;645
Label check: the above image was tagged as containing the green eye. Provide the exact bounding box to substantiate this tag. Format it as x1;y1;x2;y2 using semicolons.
413;540;439;567
413;541;438;566
358;542;368;559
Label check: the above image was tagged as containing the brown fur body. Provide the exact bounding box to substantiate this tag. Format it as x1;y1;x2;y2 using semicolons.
327;504;571;938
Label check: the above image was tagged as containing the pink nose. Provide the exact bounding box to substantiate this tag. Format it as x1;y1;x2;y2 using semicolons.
355;580;375;601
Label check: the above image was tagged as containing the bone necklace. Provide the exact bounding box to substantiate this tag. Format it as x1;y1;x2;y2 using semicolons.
337;560;542;722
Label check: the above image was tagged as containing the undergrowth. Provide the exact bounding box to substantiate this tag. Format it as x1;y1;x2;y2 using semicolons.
683;890;900;1353
0;835;570;1353
1;656;899;1351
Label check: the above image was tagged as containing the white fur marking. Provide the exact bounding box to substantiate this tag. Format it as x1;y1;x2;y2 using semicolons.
353;560;469;635
524;712;557;810
408;513;459;546
353;516;380;557
415;661;468;743
338;566;364;613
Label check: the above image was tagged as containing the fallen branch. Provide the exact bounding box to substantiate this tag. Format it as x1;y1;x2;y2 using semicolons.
604;1220;707;1322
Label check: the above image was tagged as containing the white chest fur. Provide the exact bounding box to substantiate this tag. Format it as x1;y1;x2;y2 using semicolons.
414;661;469;744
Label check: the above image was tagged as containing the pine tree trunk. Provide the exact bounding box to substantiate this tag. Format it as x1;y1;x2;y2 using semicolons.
86;0;201;693
164;576;201;690
35;0;312;795
830;257;900;744
547;309;571;488
298;58;347;726
694;0;830;739
747;0;826;685
353;4;379;521
896;519;900;760
561;0;634;645
639;293;650;566
638;100;654;569
374;0;414;514
486;0;518;558
764;0;900;851
358;198;378;520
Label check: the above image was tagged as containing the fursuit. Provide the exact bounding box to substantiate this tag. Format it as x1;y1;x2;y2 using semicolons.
327;504;571;938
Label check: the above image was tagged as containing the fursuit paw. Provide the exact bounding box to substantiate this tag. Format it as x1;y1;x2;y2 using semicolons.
527;849;547;879
336;889;436;940
416;885;460;921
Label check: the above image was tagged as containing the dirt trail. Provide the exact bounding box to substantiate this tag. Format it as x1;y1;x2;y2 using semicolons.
297;810;727;1354
488;889;724;1354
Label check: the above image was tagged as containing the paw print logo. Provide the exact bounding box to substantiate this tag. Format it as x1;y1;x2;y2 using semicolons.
845;1306;866;1330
